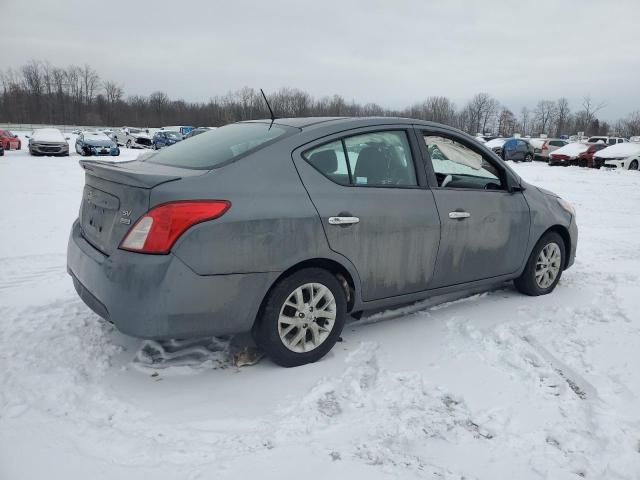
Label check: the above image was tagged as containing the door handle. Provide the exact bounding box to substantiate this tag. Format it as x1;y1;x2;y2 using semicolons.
449;211;471;219
328;216;360;225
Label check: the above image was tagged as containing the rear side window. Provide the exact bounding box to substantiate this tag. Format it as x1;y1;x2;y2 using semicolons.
550;140;565;147
304;140;350;185
146;122;294;169
303;130;417;187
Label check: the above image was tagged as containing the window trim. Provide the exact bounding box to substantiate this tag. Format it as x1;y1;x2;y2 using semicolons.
301;127;424;190
416;127;511;193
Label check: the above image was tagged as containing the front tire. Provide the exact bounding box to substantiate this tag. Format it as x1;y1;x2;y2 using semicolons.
629;159;638;170
515;232;565;296
126;139;132;148
254;268;347;367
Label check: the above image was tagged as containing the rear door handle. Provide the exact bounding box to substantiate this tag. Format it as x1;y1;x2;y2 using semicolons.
449;211;471;219
328;216;360;225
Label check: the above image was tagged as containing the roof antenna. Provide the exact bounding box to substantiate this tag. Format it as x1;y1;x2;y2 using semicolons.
260;88;277;128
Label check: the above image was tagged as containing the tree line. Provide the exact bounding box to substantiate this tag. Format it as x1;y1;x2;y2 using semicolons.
2;60;640;138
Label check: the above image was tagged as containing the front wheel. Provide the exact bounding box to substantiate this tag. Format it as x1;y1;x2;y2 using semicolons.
254;268;347;367
126;139;132;148
629;159;638;170
514;232;565;296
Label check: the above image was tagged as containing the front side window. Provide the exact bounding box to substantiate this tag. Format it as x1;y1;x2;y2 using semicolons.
303;130;417;187
423;135;504;190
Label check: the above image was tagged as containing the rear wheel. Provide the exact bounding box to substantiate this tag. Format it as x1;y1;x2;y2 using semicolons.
629;160;638;170
254;268;347;367
515;232;565;296
524;153;533;162
126;139;132;148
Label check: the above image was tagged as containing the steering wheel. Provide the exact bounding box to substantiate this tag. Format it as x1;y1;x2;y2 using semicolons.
441;174;453;188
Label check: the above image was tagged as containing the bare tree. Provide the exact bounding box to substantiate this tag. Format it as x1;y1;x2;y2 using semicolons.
534;100;557;135
519;107;530;136
555;97;570;137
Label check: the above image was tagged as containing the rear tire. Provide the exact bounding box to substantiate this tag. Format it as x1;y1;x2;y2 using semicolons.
126;139;132;148
254;268;347;367
630;160;638;170
515;232;565;296
524;153;533;162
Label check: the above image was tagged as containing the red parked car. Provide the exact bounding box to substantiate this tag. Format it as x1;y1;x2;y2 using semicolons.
578;143;608;168
0;130;21;151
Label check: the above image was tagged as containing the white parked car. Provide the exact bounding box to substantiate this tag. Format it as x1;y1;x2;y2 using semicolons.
593;143;640;170
112;127;153;149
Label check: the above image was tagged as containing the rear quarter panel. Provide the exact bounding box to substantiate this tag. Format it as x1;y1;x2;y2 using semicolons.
151;141;335;276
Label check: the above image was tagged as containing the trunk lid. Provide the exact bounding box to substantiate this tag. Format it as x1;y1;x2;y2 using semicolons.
78;159;204;255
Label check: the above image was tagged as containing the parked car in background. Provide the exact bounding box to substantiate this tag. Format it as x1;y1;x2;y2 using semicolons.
534;138;568;161
484;137;506;156
112;127;153;149
161;125;194;137
75;131;120;157
0;130;22;151
152;130;183;149
67;117;577;367
577;142;608;168
27;128;69;156
630;136;640;143
587;136;627;146
185;127;213;139
548;143;589;166
593;143;640;170
502;138;534;162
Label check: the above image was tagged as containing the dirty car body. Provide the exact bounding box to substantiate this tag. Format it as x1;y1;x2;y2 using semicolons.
67;117;577;365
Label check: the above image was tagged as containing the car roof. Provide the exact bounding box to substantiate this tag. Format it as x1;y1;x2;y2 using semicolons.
242;116;448;130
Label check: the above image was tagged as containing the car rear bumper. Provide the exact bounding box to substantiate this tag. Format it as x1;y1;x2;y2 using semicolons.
67;220;276;339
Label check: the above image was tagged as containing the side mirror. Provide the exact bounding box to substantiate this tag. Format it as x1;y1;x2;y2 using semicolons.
506;174;525;193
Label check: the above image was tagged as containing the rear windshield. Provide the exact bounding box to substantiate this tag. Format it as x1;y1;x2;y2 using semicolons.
146;122;294;169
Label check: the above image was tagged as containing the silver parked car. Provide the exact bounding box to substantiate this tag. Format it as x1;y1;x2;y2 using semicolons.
67;117;578;367
27;128;70;156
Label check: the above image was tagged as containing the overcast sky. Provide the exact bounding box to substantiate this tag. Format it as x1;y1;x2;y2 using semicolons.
4;0;640;120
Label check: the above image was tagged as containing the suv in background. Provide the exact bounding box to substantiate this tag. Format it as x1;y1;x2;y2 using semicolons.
535;138;568;160
587;136;627;146
112;127;153;149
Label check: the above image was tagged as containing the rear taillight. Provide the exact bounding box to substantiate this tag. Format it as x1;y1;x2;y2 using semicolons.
120;200;231;254
542;142;549;150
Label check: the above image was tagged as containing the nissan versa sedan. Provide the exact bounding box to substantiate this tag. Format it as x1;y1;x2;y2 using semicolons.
67;117;578;367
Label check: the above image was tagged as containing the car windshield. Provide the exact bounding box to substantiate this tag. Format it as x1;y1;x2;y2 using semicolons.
129;128;142;134
146;122;294;169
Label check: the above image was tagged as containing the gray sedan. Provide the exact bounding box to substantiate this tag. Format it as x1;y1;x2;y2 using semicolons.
67;117;578;367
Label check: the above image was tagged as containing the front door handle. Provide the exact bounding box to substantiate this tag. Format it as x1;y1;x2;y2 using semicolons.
328;216;360;225
449;211;471;220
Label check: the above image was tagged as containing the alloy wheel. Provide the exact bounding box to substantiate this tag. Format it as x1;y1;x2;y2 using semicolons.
535;242;562;289
277;282;336;353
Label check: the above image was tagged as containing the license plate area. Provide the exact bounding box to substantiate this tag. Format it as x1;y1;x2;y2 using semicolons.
81;186;120;251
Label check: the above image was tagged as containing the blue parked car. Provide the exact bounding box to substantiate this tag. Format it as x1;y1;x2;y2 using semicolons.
75;131;120;156
152;130;183;149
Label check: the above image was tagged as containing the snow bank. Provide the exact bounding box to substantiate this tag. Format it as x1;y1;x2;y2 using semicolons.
549;142;589;157
484;138;506;149
596;142;640;158
31;128;66;142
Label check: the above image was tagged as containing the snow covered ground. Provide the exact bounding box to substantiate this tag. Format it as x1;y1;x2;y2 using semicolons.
1;132;640;479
